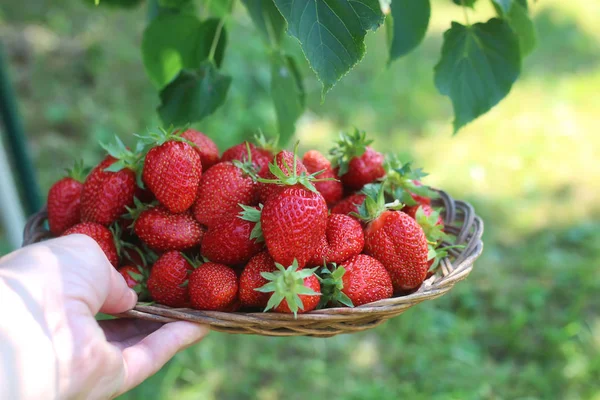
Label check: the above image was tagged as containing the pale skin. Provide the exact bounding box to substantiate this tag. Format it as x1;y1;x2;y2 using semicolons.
0;235;209;400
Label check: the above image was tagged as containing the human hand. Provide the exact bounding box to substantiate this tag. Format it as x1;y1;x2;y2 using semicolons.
0;235;208;400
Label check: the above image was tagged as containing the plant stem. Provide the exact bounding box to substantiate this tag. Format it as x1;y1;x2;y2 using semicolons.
461;0;471;26
207;0;236;62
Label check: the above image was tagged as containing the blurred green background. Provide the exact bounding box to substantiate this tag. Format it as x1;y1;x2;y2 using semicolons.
1;0;599;398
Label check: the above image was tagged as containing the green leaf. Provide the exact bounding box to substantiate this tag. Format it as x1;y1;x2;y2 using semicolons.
242;0;287;46
158;64;232;126
158;0;193;9
507;0;536;57
273;0;384;94
388;0;430;62
142;15;227;89
207;0;234;17
271;53;305;145
434;19;521;133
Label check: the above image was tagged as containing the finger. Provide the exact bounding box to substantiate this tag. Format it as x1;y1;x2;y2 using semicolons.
100;319;164;342
118;322;209;394
97;265;138;315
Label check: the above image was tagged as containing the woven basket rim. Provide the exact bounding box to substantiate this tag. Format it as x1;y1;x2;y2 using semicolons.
22;189;484;337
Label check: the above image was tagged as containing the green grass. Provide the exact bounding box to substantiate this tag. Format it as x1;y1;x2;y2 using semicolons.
1;0;599;398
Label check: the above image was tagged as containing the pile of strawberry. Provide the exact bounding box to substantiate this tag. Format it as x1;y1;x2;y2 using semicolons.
47;128;454;316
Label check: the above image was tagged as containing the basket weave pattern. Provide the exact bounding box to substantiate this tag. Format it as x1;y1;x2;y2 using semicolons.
22;190;483;337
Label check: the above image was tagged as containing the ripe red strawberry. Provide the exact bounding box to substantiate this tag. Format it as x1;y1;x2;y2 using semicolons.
352;187;430;292
329;130;385;191
201;205;264;265
193;161;258;228
221;142;272;175
180;129;220;170
189;262;238;311
80;155;136;226
47;161;87;235
63;222;119;267
239;251;276;309
118;265;144;289
319;255;393;307
308;214;364;266
261;187;328;268
331;194;366;217
256;260;320;315
142;131;202;213
133;205;204;252
258;149;309;204
147;251;194;307
302;150;343;206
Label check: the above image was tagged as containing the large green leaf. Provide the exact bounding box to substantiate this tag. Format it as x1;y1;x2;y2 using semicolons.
434;19;521;133
158;63;232;126
242;0;286;46
389;0;430;62
271;53;305;145
508;0;536;56
273;0;384;94
142;15;227;89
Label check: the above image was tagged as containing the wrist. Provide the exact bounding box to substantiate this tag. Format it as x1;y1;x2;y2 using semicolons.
0;271;59;400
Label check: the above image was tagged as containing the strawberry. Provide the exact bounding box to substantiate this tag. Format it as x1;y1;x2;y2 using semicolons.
261;187;328;268
410;180;432;206
355;187;429;292
258;149;309;204
201;205;264;265
147;251;194;307
239;251;276;309
47;160;87;235
256;259;320;315
308;214;364;266
319;255;393;307
331;194;366;217
141;130;202;213
180;128;220;170
189;262;238;311
119;265;143;289
302;150;343;206
63;222;119;267
80;154;137;226
193;161;258;228
221;142;272;175
132;203;204;252
329;129;385;191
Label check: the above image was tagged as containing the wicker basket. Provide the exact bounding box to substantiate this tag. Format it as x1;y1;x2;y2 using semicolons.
22;190;483;337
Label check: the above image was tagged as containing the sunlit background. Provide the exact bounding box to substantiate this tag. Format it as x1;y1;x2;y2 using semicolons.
1;0;599;398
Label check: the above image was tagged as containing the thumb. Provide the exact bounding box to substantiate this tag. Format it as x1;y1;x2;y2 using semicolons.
99;266;138;315
44;235;138;315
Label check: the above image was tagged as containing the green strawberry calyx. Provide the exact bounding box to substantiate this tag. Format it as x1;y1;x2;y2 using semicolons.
255;259;320;318
238;203;264;243
64;159;90;183
427;244;465;273
414;206;450;243
256;142;337;193
253;130;280;154
123;264;151;300
381;156;438;206
329;128;373;175
317;264;354;309
351;183;404;222
123;197;159;229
